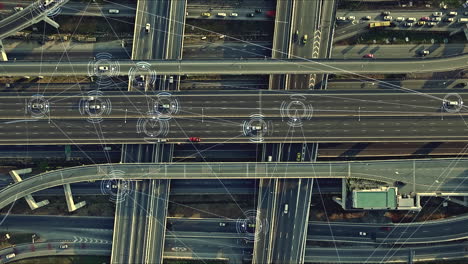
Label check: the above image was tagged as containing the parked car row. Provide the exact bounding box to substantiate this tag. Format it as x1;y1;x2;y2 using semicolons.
337;10;468;25
199;9;262;18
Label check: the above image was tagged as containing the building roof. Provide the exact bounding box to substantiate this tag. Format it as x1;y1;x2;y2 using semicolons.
352;187;397;209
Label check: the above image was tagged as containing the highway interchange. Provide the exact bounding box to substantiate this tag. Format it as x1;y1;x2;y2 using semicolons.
0;0;467;263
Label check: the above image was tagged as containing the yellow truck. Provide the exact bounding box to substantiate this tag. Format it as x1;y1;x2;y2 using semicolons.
368;21;391;28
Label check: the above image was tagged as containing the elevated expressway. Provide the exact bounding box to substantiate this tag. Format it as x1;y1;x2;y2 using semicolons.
0;159;466;211
0;0;70;40
0;53;466;76
0;90;468;144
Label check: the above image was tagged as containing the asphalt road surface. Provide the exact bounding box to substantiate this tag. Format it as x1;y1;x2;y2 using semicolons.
1;53;466;76
333;44;468;59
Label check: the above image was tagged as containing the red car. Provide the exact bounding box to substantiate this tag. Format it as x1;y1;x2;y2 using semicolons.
363;53;375;58
420;16;430;21
189;137;201;142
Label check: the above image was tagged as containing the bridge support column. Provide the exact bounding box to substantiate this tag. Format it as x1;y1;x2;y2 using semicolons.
43;17;60;29
63;183;86;212
9;169;49;210
0;40;8;61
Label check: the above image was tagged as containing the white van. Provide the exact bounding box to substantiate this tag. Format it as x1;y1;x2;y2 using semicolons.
6;253;16;260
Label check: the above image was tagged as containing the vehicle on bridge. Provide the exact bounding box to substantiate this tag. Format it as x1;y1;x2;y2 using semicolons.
189;137;201;142
201;12;211;17
369;21;391;28
302;35;308;44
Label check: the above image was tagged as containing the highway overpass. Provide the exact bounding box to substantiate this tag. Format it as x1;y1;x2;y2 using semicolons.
0;53;466;76
0;90;467;144
0;159;466;211
0;0;70;40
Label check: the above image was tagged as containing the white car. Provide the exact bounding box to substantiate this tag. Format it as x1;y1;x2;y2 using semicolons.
336;16;346;21
433;12;443;16
448;11;457;16
359;232;367;236
14;6;23;12
347;16;356;20
432;17;441;22
98;66;109;71
108;9;119;14
171;247;188;252
383;16;392;21
395;17;405;22
145;23;151;33
230;13;238;17
217;13;227;17
5;253;15;260
89;104;101;110
59;244;68;249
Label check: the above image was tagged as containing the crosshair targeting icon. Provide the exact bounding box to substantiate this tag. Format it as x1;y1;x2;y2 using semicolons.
280;94;313;127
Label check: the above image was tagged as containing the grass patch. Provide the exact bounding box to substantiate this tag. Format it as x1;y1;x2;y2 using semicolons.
168;194;255;219
0;232;35;250
0;195;115;217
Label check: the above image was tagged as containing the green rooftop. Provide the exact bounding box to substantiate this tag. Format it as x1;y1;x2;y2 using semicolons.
352;187;397;209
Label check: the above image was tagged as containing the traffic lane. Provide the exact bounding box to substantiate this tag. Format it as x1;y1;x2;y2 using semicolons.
183;42;271;59
288;179;312;262
0;53;465;76
327;79;468;90
307;222;467;244
0;242;111;263
304;243;468;263
0;92;465;119
332;44;468;59
0;214;114;230
287;0;321;90
1;54;468;76
253;179;276;263
1;116;468;144
271;179;299;263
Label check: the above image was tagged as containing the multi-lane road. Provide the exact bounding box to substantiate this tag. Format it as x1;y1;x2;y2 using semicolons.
0;90;467;143
1;53;466;76
2;214;468;263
